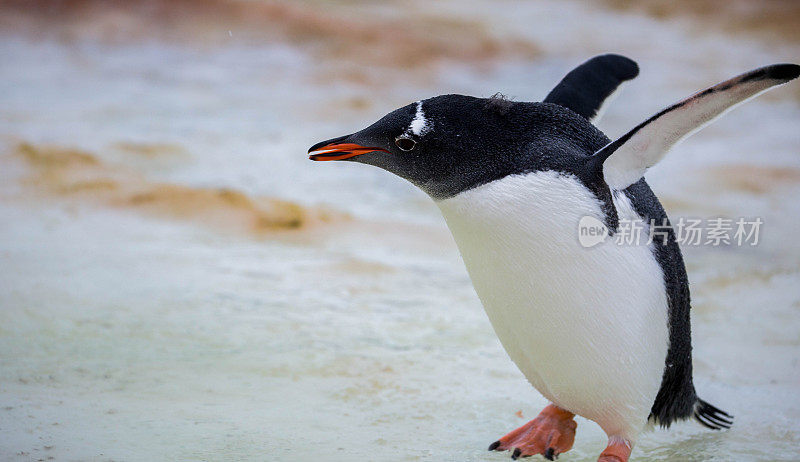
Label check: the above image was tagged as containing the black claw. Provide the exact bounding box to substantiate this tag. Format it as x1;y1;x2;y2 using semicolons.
544;447;555;460
488;441;501;451
511;448;521;460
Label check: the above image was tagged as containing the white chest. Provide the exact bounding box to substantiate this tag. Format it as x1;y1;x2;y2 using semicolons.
436;171;669;439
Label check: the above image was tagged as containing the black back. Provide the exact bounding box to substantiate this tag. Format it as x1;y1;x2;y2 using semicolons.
623;180;698;426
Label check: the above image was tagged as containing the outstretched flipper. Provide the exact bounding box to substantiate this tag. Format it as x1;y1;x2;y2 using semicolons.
595;63;800;190
544;54;639;123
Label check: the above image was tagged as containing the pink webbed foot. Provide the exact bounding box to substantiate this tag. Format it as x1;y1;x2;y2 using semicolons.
489;404;577;460
597;437;632;462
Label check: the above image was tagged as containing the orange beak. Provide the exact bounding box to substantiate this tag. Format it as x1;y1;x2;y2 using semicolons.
308;142;389;161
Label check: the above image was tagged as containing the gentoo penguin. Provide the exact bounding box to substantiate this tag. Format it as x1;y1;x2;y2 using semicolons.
308;55;800;461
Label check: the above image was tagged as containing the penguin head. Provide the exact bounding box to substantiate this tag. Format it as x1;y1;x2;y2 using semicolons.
309;94;570;199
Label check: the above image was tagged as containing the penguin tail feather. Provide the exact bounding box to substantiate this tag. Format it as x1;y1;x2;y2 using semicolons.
694;399;733;430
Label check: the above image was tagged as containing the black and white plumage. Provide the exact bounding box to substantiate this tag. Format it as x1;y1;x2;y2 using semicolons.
544;53;639;123
309;56;799;460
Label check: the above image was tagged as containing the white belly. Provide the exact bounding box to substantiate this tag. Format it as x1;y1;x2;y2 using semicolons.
436;171;669;440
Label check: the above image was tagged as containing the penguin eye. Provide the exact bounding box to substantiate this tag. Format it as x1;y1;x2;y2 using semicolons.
395;136;416;151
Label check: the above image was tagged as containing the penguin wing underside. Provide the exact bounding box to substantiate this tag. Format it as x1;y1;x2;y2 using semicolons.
595;63;800;191
543;54;639;123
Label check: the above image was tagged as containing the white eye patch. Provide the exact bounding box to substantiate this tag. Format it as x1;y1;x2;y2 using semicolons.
407;101;431;136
